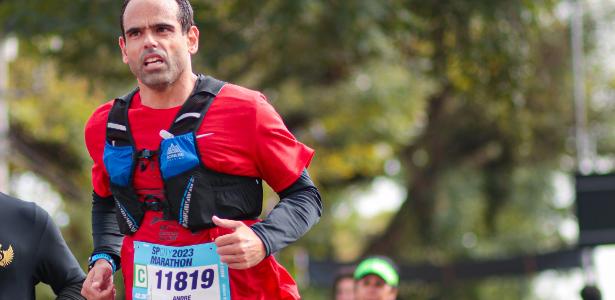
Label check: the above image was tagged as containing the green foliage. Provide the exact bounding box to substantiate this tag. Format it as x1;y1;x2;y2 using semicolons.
367;0;572;245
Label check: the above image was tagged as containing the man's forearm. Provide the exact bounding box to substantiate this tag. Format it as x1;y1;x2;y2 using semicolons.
56;281;86;300
92;192;123;264
251;170;323;256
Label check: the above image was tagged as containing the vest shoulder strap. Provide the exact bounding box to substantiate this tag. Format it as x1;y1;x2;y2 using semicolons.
106;88;138;147
168;75;225;135
105;75;225;144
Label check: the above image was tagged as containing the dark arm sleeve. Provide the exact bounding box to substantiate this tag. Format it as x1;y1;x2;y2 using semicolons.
250;169;322;256
33;207;86;300
91;192;123;268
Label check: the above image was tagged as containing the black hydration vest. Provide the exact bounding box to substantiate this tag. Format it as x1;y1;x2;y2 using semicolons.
103;75;263;234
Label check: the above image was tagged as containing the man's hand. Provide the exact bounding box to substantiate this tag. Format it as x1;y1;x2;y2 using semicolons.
81;259;116;300
213;216;266;269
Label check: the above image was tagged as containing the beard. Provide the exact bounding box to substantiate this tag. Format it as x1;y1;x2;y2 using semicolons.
129;48;185;91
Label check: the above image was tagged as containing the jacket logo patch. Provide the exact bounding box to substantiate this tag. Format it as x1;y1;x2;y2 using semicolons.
166;143;184;161
0;244;14;267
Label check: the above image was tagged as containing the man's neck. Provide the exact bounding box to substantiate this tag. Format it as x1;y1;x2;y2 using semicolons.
138;73;198;109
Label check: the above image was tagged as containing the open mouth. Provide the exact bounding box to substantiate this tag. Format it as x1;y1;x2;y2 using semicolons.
144;57;164;66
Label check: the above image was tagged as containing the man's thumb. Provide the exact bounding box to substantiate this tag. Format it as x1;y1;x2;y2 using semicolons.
212;215;242;230
90;270;103;291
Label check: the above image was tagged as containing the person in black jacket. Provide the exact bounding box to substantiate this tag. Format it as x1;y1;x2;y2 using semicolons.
0;192;85;299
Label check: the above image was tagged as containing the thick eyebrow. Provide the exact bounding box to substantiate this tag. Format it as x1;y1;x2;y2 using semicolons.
154;23;176;31
125;22;176;35
125;26;142;36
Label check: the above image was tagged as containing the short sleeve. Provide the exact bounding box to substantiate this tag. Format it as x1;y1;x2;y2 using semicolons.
85;102;113;197
253;94;314;192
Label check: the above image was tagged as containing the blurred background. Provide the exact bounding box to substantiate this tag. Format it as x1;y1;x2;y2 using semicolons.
1;0;615;299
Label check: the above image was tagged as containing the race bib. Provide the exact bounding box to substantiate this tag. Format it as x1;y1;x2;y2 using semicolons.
133;241;230;300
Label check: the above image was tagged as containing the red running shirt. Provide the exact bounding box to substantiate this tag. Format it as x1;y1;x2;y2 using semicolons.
85;83;314;299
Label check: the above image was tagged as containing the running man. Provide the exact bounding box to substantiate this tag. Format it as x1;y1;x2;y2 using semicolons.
81;0;322;299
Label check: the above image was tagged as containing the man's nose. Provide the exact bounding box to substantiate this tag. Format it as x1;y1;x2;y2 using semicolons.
143;32;158;48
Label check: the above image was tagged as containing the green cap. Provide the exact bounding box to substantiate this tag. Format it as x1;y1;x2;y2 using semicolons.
353;257;399;287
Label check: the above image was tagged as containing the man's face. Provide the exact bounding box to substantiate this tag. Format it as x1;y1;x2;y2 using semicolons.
355;274;398;300
335;277;355;300
119;0;198;90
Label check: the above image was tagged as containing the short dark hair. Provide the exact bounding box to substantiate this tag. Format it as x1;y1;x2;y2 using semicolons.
120;0;194;38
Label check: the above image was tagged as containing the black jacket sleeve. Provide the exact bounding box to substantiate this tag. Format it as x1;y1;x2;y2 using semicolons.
91;192;123;269
250;169;322;256
33;206;86;300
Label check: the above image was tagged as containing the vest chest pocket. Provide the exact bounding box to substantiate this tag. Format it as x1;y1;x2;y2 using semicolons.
103;142;144;234
159;133;263;230
159;133;200;179
103;142;135;187
165;168;264;231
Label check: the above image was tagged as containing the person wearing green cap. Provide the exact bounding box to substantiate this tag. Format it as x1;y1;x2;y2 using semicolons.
353;256;399;300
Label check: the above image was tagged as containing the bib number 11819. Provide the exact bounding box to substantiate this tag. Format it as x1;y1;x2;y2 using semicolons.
133;242;230;300
154;268;215;291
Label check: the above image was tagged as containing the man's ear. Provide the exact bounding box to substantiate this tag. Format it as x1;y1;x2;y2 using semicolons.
187;26;199;54
119;36;129;64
